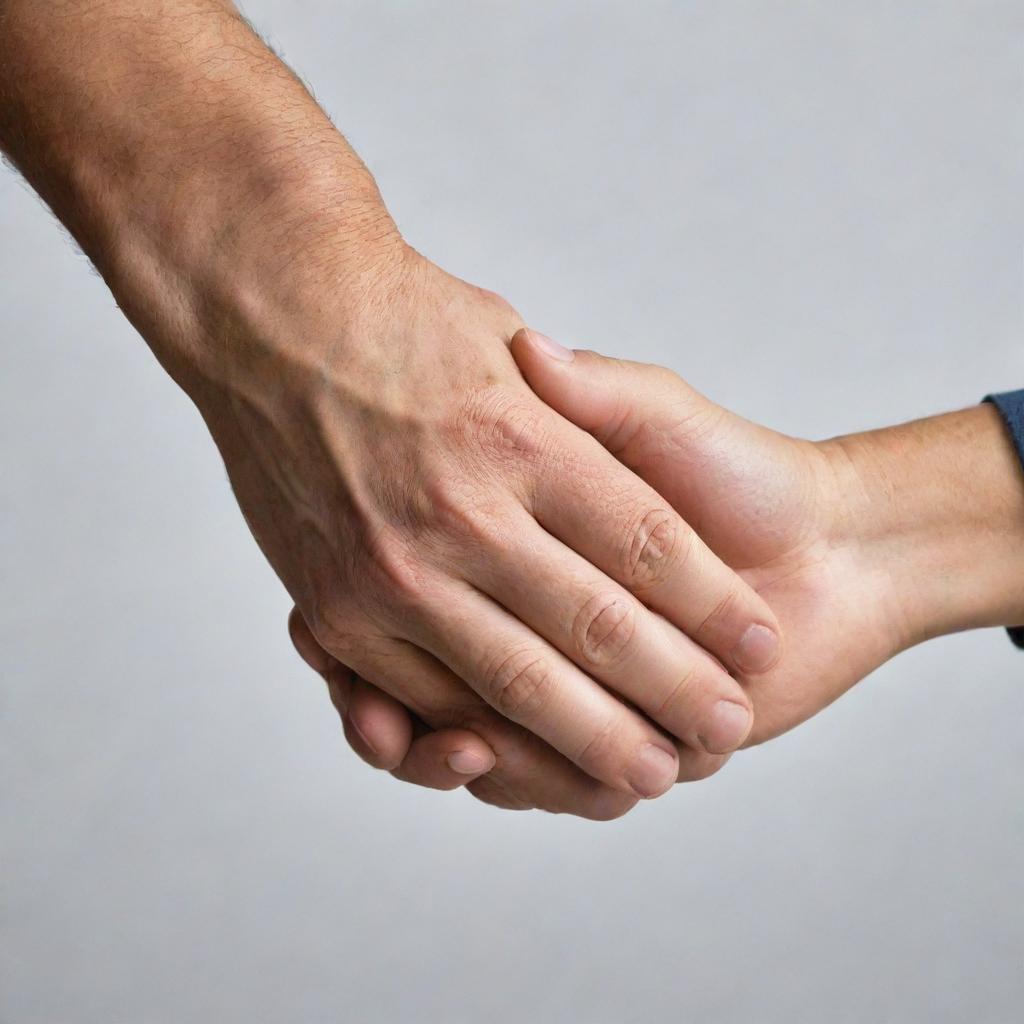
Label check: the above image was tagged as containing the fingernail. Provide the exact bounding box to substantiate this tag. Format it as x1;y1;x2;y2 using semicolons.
730;623;780;674
446;750;490;775
625;743;678;798
527;329;574;362
347;713;378;756
698;700;753;754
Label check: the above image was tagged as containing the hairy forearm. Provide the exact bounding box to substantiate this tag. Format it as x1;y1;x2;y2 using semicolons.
828;404;1024;648
0;0;402;387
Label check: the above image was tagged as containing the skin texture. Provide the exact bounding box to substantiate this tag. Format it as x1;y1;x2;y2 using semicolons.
295;329;1024;815
0;2;786;818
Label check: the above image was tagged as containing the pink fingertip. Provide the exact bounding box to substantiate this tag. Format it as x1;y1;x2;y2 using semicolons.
446;750;491;775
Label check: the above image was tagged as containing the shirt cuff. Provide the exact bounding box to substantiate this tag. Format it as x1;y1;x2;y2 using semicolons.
983;390;1024;649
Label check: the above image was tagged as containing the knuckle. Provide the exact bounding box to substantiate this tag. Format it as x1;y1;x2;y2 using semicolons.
574;715;627;778
653;662;700;721
572;593;637;667
312;621;365;665
624;509;693;591
473;285;523;327
584;791;640;822
650;364;680;387
306;597;360;658
483;647;555;719
420;693;494;730
363;530;431;608
695;586;740;641
460;387;552;463
421;476;512;548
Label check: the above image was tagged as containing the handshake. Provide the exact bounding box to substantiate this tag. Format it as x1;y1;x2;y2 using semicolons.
4;0;1019;822
272;254;1024;820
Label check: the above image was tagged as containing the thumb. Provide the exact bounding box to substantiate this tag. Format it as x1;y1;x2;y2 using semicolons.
510;328;718;457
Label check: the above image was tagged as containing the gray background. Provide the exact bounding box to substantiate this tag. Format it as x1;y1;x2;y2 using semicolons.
3;2;1022;1021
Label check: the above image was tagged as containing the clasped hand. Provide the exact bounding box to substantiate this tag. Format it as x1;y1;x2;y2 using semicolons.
285;261;907;818
255;253;782;821
286;259;1021;820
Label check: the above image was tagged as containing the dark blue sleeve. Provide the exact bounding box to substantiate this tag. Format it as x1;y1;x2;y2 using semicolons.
983;389;1024;649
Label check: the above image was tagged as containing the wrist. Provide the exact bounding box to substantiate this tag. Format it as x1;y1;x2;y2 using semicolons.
0;0;407;391
108;159;408;394
821;405;1024;651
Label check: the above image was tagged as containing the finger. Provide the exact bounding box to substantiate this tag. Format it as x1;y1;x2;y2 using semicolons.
510;328;714;452
332;633;645;818
330;665;498;787
533;432;779;676
339;643;732;789
407;582;681;799
511;330;764;557
461;507;754;755
511;329;781;676
348;673;731;788
465;773;534;812
676;746;732;782
391;729;496;790
337;660;728;790
289;606;334;677
294;605;630;812
293;608;422;769
466;773;638;821
333;669;413;771
296;602;726;797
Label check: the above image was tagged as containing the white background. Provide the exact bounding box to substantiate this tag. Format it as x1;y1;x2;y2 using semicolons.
3;2;1022;1021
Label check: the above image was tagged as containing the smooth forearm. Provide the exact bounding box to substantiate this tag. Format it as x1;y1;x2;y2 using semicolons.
827;404;1024;649
0;0;402;387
